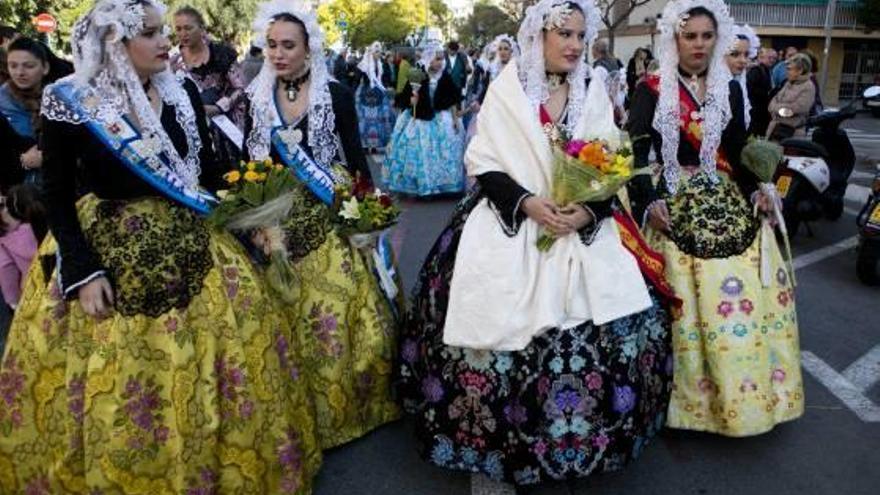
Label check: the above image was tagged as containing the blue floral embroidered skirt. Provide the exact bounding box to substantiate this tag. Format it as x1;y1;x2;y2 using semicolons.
396;192;673;485
356;84;395;149
383;110;465;196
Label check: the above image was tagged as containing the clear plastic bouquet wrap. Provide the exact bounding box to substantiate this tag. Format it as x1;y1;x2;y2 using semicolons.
209;159;299;301
332;174;402;301
536;138;645;251
740;138;795;287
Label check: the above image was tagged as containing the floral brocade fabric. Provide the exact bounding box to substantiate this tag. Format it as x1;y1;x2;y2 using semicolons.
84;199;212;317
665;173;759;260
0;196;322;494
396;192;672;485
278;183;401;449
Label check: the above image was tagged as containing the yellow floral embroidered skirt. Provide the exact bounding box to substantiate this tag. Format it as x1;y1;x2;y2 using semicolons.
648;174;804;436
279;190;401;450
0;196;321;494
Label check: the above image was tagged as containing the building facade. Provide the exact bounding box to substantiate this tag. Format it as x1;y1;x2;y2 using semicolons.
607;0;878;105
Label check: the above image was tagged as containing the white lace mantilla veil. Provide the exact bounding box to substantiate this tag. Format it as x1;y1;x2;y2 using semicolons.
489;34;520;80
653;0;735;194
246;0;338;167
357;41;385;89
41;0;203;189
733;24;759;129
516;0;601;136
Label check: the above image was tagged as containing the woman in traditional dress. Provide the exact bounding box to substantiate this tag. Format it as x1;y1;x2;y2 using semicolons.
243;0;400;450
171;6;247;162
0;37;50;187
355;41;395;152
396;0;676;486
465;34;520;142
626;0;803;437
726;25;757;135
383;43;466;197
0;1;322;492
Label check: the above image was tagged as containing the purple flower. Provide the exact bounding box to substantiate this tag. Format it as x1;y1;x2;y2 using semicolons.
401;339;418;364
154;425;170;443
612;384;636;414
239;400;255;419
421;375;444;403
439;229;454;253
555;389;581;411
504;402;527;425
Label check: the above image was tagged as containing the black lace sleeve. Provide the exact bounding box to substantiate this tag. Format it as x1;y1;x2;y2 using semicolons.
725;81;757;200
476;172;532;236
183;79;227;192
330;81;372;182
40;117;105;297
625;81;661;222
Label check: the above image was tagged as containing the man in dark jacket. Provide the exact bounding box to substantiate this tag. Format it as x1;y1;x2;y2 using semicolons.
444;40;470;94
746;47;776;136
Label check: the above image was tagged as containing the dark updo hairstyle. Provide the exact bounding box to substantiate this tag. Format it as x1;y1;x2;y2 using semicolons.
174;5;206;28
270;13;309;47
684;6;718;30
7;37;49;66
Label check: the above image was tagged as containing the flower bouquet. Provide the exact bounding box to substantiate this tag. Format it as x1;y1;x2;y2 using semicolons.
740;138;794;287
405;66;427;117
333;174;401;300
536;138;645;251
208;159;299;301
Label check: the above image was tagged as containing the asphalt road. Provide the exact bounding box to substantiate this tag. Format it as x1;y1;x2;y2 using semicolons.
313;114;880;495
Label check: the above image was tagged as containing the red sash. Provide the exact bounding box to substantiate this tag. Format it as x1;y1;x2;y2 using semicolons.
645;75;732;176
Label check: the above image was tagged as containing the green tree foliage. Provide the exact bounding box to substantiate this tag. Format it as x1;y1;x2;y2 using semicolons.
317;0;451;49
455;0;518;48
164;0;260;45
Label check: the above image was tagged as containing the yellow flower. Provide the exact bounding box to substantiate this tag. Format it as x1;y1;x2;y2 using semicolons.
688;121;703;140
246;162;257;171
224;170;241;184
275;164;284;171
257;172;268;182
243;170;260;182
263;158;273;168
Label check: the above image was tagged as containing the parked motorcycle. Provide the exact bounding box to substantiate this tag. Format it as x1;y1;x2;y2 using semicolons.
863;85;880;118
856;167;880;286
773;107;857;236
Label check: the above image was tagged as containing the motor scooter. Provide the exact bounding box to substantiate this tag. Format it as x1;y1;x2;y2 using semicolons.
773;108;856;236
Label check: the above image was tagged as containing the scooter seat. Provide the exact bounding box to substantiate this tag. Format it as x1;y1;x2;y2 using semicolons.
781;138;828;158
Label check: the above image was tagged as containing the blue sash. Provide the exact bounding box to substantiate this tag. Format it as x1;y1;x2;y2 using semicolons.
270;125;336;206
52;82;218;215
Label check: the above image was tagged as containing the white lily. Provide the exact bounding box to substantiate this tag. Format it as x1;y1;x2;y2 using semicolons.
340;197;361;220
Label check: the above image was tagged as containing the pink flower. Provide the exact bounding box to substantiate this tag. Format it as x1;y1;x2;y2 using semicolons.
777;291;790;307
592;434;610;449
533;440;548;456
771;369;786;383
585;372;603;391
739;299;754;315
716;301;734;318
564;139;587;157
698;378;715;393
165;318;178;334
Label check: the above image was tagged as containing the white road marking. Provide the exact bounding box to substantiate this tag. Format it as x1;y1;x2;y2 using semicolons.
850;170;877;181
842;344;880;392
793;236;859;270
471;474;515;495
801;352;880;422
845;183;872;204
